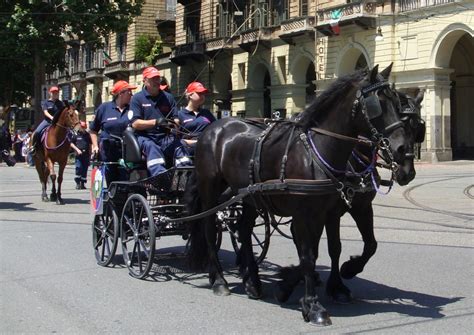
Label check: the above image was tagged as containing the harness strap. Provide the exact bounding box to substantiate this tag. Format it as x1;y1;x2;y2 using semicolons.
279;125;296;181
309;127;374;147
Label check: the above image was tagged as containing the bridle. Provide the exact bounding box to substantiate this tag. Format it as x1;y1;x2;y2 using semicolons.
43;107;80;150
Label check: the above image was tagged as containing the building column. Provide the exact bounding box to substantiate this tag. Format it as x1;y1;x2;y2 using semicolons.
421;69;454;162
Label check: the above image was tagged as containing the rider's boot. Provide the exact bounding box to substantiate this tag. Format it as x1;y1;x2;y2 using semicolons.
79;181;86;189
29;132;39;155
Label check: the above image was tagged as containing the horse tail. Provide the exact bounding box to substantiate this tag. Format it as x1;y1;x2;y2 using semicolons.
185;171;209;271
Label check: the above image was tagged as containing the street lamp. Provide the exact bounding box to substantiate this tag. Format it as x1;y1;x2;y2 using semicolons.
375;27;384;42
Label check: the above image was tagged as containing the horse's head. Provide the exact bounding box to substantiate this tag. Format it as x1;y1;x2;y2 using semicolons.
61;100;81;133
392;90;425;185
352;64;419;185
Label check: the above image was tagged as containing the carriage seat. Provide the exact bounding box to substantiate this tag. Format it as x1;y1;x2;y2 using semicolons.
122;127;144;164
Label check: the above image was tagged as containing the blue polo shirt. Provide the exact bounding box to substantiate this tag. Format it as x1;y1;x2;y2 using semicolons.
129;88;177;138
90;101;132;140
41;99;65;121
178;108;216;139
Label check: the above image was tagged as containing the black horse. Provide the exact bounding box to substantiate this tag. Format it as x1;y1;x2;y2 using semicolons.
276;89;426;305
187;65;413;325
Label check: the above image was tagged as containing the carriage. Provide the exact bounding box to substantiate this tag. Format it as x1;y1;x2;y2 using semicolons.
91;127;272;279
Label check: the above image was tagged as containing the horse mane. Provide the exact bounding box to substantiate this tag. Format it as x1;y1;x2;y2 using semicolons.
296;70;366;130
51;100;69;125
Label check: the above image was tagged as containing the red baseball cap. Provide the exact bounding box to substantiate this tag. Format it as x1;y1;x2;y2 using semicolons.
186;82;209;94
143;67;160;79
49;86;59;93
111;80;137;95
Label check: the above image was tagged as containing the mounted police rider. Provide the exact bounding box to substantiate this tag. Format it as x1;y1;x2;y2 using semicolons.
29;86;65;155
175;81;215;166
90;80;137;184
129;66;180;177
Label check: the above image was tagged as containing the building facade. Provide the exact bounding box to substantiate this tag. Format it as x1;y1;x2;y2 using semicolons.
47;0;473;161
169;0;473;161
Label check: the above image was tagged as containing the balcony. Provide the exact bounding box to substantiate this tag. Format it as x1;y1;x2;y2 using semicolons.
279;16;316;44
170;42;206;66
70;71;86;84
104;61;129;80
238;28;272;53
399;0;461;12
205;37;233;57
57;74;71;86
316;1;377;36
86;68;104;82
156;9;175;22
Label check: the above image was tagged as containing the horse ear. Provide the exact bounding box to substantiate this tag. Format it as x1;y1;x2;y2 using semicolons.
380;62;393;80
415;90;425;105
369;65;379;83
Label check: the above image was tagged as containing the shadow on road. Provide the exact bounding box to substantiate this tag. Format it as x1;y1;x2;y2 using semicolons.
100;247;462;321
0;202;37;211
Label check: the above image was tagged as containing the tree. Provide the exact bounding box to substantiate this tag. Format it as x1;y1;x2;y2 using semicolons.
0;0;144;124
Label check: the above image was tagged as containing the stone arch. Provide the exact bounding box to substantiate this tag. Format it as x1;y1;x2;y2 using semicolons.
430;23;474;68
247;62;272;117
336;43;371;76
290;52;314;85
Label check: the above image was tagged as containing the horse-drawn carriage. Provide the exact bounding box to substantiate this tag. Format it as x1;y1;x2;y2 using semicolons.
91;127;271;279
90;65;426;326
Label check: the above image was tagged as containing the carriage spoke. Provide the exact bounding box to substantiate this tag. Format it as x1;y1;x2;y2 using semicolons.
137;241;143;272
139;240;151;258
131;241;138;263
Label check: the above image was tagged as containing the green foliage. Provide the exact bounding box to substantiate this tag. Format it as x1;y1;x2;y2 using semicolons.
0;0;144;106
135;34;163;65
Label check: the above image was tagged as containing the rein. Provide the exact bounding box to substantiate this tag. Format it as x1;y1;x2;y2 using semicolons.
43;119;78;151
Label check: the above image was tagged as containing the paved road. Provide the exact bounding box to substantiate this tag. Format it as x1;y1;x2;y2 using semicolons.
1;161;473;334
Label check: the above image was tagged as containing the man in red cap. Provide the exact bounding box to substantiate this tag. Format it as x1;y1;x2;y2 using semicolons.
174;81;215;166
71;120;92;189
89;80;137;183
29;86;66;154
129;67;180;177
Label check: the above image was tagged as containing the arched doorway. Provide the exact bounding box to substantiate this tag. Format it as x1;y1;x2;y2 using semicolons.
448;33;474;159
263;71;271;118
248;63;271;117
305;62;316;105
338;46;370;76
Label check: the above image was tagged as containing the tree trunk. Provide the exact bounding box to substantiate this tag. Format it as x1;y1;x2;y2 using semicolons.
33;45;45;128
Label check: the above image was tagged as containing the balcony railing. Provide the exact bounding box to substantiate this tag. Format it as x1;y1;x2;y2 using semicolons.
156;9;176;22
399;0;458;12
279;16;315;44
103;61;129;79
170;42;206;65
238;27;272;52
316;1;377;36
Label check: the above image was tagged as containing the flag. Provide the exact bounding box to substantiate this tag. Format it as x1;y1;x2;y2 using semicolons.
103;50;112;65
330;9;342;35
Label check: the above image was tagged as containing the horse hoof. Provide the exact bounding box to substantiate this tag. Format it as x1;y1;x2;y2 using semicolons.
245;280;262;300
330;291;352;304
56;199;65;205
212;283;231;296
340;261;360;279
308;310;332;327
49;194;57;202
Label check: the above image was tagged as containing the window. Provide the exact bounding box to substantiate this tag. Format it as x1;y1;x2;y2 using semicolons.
116;33;127;61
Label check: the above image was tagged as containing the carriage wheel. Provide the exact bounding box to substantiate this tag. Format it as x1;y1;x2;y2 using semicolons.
92;201;119;267
227;205;271;265
120;194;156;279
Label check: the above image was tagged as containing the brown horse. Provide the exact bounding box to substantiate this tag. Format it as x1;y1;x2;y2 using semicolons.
34;102;80;204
